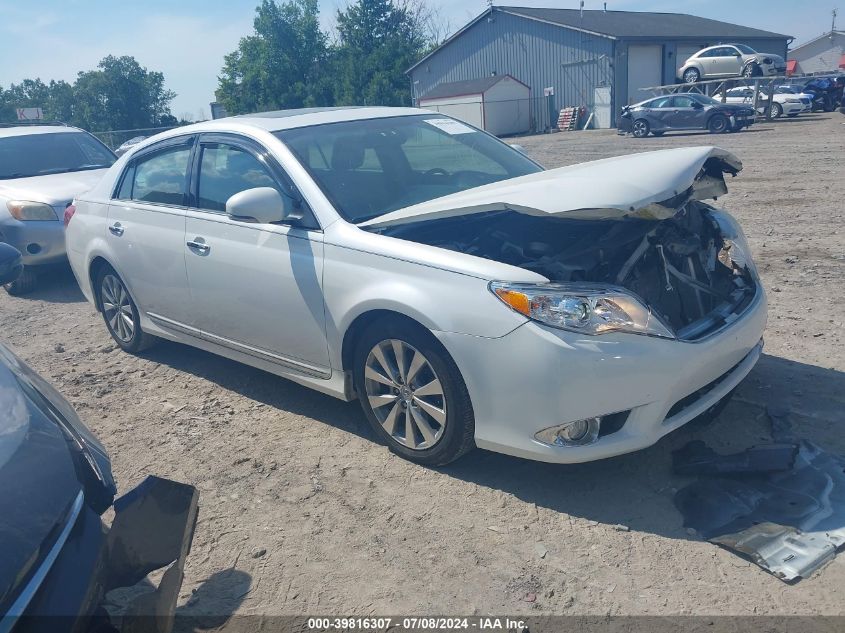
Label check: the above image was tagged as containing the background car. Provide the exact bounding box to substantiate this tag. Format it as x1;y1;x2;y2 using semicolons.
678;44;787;83
66;108;765;468
619;93;755;137
0;123;116;295
715;87;811;118
0;243;198;632
114;135;148;157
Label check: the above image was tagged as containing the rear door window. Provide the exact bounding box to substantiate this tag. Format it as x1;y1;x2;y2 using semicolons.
126;145;192;206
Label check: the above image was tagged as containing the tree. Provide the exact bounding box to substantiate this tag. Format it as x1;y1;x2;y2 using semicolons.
333;0;429;107
216;0;329;114
72;55;176;130
0;56;176;131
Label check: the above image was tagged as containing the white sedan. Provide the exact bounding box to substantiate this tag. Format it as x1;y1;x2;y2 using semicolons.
717;87;812;118
65;108;766;465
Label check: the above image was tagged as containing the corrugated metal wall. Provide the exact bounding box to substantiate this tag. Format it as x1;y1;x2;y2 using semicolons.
409;11;615;133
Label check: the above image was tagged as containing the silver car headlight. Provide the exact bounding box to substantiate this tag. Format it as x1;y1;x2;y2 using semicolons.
6;200;58;221
489;281;675;338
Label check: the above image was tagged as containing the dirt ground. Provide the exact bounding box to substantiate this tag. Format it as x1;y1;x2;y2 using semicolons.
1;112;843;620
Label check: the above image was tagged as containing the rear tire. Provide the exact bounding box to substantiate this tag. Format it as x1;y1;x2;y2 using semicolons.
94;265;156;353
353;317;475;466
683;68;701;83
3;267;37;296
707;114;729;134
632;119;650;138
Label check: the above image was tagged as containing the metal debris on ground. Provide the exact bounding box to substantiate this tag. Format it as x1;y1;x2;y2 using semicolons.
673;407;845;581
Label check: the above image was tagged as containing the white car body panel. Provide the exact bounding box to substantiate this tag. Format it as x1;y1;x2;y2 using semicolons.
65;108;767;464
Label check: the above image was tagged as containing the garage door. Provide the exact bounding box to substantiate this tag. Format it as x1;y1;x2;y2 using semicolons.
627;44;663;104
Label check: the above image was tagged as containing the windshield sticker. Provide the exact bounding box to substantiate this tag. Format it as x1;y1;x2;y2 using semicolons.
425;118;476;135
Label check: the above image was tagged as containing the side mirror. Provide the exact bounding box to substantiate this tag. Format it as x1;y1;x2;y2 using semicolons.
0;243;23;285
225;187;297;224
692;101;704;109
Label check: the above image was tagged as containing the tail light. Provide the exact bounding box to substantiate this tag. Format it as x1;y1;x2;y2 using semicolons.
63;203;76;228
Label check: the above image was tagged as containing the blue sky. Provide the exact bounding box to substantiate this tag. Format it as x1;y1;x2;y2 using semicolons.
0;0;836;122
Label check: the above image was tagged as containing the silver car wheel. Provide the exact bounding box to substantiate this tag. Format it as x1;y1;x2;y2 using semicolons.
683;68;700;83
101;274;135;343
364;339;447;450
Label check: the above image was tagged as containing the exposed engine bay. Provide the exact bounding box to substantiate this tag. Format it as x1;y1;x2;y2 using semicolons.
377;201;758;340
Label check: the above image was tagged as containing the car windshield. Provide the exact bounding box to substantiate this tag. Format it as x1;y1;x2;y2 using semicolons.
275;115;542;224
734;44;756;54
0;131;116;180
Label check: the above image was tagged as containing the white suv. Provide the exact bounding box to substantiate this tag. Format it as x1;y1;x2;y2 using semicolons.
65;108;766;466
0;124;115;294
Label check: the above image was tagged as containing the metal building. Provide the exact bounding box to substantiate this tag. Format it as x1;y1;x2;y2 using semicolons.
408;6;791;132
788;31;845;75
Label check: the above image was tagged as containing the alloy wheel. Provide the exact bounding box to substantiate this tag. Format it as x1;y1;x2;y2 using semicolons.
364;339;447;450
684;68;699;83
632;120;649;137
101;274;135;343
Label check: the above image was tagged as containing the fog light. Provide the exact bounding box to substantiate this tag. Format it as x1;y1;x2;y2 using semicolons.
535;417;601;447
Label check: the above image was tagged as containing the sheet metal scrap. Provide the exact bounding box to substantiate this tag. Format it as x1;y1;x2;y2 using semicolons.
673;440;798;476
675;440;845;581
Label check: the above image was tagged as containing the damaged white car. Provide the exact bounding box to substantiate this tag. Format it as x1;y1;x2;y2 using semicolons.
65;108;767;466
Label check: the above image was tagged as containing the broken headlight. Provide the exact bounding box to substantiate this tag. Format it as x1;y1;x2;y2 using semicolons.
709;209;757;276
490;282;675;338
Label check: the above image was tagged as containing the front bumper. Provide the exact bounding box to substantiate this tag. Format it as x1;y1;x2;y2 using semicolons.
0;217;66;267
12;477;198;633
435;288;767;464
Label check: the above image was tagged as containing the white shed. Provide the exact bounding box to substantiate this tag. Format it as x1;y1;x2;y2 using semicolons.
418;75;531;137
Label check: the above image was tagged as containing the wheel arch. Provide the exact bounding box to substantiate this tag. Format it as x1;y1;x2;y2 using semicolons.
341;309;436;374
88;255;113;312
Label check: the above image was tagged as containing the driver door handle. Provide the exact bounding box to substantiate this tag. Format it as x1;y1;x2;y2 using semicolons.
187;240;210;254
108;222;124;237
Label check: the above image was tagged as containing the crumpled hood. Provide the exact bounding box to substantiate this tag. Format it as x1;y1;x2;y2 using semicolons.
361;146;741;228
0;169;108;208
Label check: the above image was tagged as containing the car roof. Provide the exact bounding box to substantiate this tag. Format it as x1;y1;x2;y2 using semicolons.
0;125;86;138
146;107;427;141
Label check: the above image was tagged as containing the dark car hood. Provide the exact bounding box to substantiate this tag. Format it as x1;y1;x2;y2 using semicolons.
0;342;114;613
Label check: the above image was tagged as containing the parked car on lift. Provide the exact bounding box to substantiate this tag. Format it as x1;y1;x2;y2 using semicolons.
678;44;787;83
0;242;198;633
65;108;765;466
114;135;148;157
714;87;811;118
0;123;116;295
619;93;755;137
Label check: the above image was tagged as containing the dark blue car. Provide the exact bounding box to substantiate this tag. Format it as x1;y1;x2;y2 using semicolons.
0;243;198;633
619;93;756;138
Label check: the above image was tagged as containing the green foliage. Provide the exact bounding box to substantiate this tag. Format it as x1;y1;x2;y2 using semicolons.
0;56;176;131
334;0;428;107
216;0;440;114
217;0;329;114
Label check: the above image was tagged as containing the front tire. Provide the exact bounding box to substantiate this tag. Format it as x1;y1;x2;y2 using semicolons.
95;266;156;353
353;317;475;466
742;63;761;78
708;114;729;134
3;266;37;296
632;119;650;138
769;102;783;118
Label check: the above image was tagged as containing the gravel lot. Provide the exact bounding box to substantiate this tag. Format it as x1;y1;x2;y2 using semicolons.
2;113;843;620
